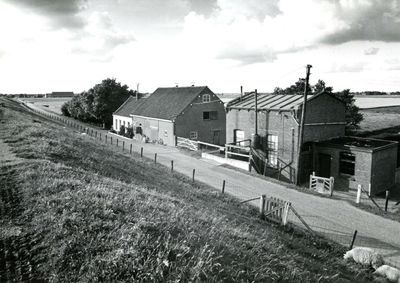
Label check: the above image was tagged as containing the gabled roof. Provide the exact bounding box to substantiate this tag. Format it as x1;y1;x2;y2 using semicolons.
227;92;312;111
129;86;213;120
113;95;140;117
226;91;342;111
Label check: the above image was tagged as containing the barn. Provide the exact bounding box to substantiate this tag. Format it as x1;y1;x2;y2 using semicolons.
113;86;226;146
224;91;398;194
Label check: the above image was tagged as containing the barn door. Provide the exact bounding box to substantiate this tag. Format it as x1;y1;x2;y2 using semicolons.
318;153;331;178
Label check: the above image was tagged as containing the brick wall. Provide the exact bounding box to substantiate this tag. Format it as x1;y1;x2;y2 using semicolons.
175;91;226;145
314;144;397;195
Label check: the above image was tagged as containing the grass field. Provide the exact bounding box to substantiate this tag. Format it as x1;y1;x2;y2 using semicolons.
0;99;388;282
19;97;71;115
356;106;400;136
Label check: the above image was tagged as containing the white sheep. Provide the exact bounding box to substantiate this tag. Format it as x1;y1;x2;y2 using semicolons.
373;265;400;282
343;247;384;269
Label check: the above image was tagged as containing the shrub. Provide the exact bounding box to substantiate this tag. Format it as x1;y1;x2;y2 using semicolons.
125;126;134;139
61;102;71;117
118;125;126;136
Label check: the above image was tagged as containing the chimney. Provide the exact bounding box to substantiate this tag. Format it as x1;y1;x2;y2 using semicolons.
240;85;243;101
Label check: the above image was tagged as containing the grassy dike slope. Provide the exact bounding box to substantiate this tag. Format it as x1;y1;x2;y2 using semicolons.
0;101;381;282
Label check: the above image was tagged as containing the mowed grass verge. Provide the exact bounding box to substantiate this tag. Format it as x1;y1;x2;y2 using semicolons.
0;103;383;282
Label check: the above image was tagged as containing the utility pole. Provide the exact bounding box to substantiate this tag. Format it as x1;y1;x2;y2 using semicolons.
296;64;312;185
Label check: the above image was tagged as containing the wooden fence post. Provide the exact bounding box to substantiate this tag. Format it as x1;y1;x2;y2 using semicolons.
259;195;266;220
171;160;173;172
282;202;291;225
349;230;358;250
329;177;334;196
130;144;132;154
192;169;195;182
385;190;390;212
141;147;143;157
154;153;157;164
356;184;362;204
222;180;225;194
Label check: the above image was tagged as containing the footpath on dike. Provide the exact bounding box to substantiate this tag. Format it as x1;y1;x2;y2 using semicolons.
23;101;400;269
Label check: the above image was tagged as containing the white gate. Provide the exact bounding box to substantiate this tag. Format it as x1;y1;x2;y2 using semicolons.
176;137;198;151
310;173;334;196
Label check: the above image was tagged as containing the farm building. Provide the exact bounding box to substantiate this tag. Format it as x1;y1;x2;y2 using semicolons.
314;137;398;195
113;95;137;132
45;92;74;98
223;91;398;195
113;86;226;146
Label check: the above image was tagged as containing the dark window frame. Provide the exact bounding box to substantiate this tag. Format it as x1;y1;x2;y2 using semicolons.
203;111;218;121
203;94;211;103
340;152;355;176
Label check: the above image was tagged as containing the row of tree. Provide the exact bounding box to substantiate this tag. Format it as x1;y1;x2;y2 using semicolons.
274;79;363;133
61;78;136;128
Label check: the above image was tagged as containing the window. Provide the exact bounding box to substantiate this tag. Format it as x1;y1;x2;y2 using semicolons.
190;131;198;139
340;152;355;175
203;111;218;120
164;130;168;137
267;134;278;167
203;94;210;103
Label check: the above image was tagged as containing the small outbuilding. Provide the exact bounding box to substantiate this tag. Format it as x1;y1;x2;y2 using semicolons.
314;136;398;195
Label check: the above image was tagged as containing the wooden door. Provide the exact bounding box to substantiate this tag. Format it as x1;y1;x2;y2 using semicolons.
319;153;331;178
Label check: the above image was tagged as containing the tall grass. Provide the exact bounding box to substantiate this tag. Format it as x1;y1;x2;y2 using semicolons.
0;105;383;282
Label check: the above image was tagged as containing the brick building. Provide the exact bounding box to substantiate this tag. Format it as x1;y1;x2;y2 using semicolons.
314;137;398;195
225;91;398;194
113;86;226;146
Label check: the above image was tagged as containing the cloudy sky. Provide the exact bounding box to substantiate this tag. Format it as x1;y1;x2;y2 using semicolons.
1;0;400;94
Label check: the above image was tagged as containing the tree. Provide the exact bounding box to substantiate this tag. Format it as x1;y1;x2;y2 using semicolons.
273;78;312;95
274;79;363;133
333;89;363;133
61;78;135;128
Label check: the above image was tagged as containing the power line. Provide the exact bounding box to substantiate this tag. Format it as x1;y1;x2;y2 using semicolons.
257;65;305;89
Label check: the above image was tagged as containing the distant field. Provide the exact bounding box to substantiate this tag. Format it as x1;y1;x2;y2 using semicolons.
354;95;400;109
19;97;71;114
357;106;400;135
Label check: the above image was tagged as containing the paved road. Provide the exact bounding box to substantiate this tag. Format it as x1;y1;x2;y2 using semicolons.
24;101;400;268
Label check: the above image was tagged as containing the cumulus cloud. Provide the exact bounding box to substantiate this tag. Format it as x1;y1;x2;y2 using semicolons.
183;0;400;65
71;11;136;62
364;47;380;55
3;0;88;29
321;0;400;44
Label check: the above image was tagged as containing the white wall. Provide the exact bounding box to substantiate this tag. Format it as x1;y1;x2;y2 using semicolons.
112;115;132;132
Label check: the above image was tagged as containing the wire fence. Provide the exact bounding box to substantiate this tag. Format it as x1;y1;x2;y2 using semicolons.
26;105;400;270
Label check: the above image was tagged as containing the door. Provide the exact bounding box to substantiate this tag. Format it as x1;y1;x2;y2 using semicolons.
234;129;244;145
319;153;331;178
213;131;220;145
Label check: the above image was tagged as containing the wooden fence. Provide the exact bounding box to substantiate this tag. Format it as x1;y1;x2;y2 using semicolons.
176;137;198;151
310;173;334;196
225;140;251;162
259;195;290;225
